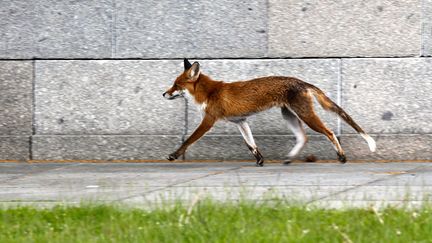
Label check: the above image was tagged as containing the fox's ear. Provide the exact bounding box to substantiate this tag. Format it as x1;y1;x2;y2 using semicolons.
184;58;192;70
187;62;200;81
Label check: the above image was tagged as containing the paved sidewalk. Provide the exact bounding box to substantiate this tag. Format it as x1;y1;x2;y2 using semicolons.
0;162;431;208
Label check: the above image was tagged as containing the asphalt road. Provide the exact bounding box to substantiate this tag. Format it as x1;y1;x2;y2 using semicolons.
0;162;431;208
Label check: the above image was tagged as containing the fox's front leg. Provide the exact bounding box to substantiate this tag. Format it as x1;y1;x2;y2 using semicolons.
168;114;216;161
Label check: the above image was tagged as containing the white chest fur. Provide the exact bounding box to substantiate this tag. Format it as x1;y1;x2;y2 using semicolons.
199;102;207;112
184;90;207;116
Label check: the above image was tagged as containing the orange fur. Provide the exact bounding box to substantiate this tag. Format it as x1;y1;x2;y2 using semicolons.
163;60;375;166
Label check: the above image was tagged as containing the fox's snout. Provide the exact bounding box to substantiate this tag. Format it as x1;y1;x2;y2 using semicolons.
163;85;176;100
163;89;184;100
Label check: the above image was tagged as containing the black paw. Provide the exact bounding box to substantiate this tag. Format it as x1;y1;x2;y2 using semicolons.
282;160;292;165
252;148;264;167
256;155;264;167
167;153;178;161
256;157;264;167
337;153;347;163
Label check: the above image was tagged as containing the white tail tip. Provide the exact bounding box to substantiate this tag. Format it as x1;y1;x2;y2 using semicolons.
361;133;376;152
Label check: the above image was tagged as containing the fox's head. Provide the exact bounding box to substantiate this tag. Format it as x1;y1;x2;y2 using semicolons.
163;58;201;100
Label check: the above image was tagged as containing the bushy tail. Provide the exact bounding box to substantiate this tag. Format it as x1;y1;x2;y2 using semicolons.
308;85;376;152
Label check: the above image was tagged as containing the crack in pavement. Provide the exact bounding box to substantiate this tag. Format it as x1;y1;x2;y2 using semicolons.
306;164;431;205
114;165;245;202
0;163;80;184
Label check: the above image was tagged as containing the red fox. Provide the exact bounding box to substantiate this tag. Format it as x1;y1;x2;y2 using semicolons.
163;58;376;166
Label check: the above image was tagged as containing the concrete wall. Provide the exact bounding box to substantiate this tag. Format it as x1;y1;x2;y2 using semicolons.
1;0;431;161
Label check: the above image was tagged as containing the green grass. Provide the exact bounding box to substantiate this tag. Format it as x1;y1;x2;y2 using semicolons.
0;200;431;242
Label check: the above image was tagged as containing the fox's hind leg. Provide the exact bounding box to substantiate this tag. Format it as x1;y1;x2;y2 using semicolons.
290;93;347;163
281;106;307;165
235;120;264;167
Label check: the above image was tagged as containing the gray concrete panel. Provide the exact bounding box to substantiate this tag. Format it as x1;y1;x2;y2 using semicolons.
32;135;182;160
424;23;432;57
341;58;432;134
35;60;186;135
0;136;29;160
0;61;32;135
269;0;421;57
423;0;432;56
115;0;267;58
341;134;432;160
0;0;112;58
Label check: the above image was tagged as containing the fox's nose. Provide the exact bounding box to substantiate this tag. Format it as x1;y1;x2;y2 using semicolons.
163;92;173;100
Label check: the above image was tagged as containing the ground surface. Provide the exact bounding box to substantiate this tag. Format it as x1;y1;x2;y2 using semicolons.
0;162;431;208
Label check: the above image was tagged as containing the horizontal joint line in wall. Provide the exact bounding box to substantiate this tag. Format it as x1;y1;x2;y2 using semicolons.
340;133;432;136
1;134;431;137
31;134;183;137
27;133;432;137
0;56;427;61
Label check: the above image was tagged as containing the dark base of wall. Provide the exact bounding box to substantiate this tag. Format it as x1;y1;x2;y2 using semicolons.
3;134;424;161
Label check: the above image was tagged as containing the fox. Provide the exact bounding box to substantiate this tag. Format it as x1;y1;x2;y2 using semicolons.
163;58;376;166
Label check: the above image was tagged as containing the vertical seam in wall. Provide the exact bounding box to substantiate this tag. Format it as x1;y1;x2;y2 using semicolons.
337;58;342;137
111;0;117;58
421;0;424;56
265;0;269;57
30;60;36;161
181;97;189;160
